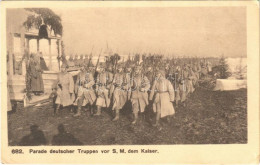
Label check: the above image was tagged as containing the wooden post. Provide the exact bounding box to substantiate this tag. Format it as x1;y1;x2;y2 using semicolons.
7;32;14;79
48;39;52;70
37;39;39;52
20;30;26;76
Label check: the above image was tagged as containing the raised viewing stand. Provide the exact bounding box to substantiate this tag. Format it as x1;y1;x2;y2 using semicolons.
9;69;81;107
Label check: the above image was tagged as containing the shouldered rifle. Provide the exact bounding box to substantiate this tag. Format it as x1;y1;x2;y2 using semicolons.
94;49;102;73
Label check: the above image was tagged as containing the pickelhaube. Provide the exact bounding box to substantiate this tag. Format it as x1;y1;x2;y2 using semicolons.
61;63;69;68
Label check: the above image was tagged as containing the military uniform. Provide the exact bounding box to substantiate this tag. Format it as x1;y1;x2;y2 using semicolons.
175;68;187;106
83;55;89;66
74;69;96;116
73;55;79;67
67;55;75;68
110;64;128;121
54;64;75;115
149;70;175;126
96;71;113;108
131;66;150;124
94;63;114;116
112;72;127;110
78;55;84;67
29;54;44;94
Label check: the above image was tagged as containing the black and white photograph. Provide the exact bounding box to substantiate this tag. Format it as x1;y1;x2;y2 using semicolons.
1;1;259;164
5;6;249;146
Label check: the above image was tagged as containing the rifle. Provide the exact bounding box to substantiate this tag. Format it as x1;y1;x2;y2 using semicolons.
109;55;119;98
94;49;103;73
90;46;94;56
87;54;93;69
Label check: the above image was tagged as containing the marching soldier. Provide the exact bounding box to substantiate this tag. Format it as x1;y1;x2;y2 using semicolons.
78;54;84;67
94;62;113;116
88;61;96;77
54;63;75;115
74;64;96;117
131;65;150;124
149;69;175;126
123;63;133;101
145;66;154;86
73;54;79;67
110;63;128;121
84;54;89;66
175;66;186;107
67;55;75;68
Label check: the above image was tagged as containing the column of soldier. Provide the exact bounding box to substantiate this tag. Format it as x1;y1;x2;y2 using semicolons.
51;53;212;127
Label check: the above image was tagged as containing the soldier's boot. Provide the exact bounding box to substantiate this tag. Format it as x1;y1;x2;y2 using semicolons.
89;105;95;116
53;104;60;116
175;101;179;108
74;106;81;117
152;112;160;127
94;106;101;116
112;109;119;121
166;116;171;123
69;105;74;113
131;113;138;125
140;113;146;123
183;101;186;107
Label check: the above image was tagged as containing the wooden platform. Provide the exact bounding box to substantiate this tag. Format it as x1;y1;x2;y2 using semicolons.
8;69;81;107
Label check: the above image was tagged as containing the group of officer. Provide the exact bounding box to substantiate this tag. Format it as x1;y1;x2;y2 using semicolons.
51;54;213;126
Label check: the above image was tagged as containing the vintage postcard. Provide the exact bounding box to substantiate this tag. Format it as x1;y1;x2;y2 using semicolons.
1;1;259;164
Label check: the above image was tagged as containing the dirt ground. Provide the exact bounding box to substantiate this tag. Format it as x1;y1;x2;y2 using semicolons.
8;87;247;145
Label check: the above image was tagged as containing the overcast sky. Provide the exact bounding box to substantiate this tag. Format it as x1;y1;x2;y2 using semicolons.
53;7;246;57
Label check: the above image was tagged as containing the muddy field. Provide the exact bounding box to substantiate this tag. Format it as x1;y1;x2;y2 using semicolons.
8;87;247;145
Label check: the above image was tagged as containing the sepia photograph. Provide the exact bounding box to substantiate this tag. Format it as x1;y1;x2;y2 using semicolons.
1;1;259;164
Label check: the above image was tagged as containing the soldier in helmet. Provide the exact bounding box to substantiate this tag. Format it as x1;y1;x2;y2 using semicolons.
94;62;113;116
84;54;89;66
74;63;96;117
73;54;79;67
123;63;133;101
53;63;75;115
110;63;128;121
130;65;150;124
78;54;84;67
145;66;154;85
175;66;187;107
88;60;96;76
67;55;75;68
149;69;175;127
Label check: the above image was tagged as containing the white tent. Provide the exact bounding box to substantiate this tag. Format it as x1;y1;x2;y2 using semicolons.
214;57;247;91
214;79;247;91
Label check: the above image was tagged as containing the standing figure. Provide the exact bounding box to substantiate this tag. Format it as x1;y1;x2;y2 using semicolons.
73;54;79;67
78;54;84;67
110;64;127;121
67;55;75;68
182;65;193;97
149;70;175;126
39;52;48;71
94;62;113;116
131;65;150;124
175;66;187;107
145;66;154;86
84;54;89;66
123;64;133;101
29;53;44;95
207;61;212;73
201;63;208;78
54;63;75;115
74;65;96;117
